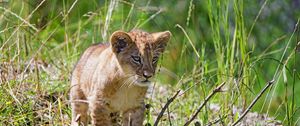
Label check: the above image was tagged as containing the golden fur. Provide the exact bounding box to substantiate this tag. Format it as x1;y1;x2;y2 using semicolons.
70;29;171;126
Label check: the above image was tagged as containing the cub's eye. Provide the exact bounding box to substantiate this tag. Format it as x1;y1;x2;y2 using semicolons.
131;55;141;64
152;56;159;64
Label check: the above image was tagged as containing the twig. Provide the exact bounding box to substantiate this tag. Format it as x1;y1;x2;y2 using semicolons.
184;82;226;126
167;105;172;126
154;90;181;126
231;79;275;126
205;114;228;126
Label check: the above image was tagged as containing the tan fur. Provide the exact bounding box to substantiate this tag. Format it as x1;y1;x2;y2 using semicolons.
70;29;171;126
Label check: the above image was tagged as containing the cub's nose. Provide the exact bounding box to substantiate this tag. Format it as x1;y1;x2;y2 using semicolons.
143;71;153;79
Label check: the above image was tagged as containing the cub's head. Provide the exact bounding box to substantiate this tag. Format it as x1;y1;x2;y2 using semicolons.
110;29;171;86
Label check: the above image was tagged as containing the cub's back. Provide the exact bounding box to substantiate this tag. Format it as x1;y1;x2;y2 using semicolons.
71;43;109;88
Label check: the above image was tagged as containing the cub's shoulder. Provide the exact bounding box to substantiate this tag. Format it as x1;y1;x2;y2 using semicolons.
80;43;109;60
72;43;109;73
86;43;110;54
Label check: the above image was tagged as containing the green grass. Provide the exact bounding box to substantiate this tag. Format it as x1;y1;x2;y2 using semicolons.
1;0;300;125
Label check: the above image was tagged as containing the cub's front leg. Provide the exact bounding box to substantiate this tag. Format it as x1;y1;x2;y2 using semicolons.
123;106;145;126
89;98;112;126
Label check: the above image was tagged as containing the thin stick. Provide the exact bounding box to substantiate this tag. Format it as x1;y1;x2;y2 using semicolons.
231;79;275;126
205;114;228;126
167;104;172;126
184;82;226;126
154;90;181;126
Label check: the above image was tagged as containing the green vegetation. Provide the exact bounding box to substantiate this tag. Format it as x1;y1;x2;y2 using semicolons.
0;0;300;125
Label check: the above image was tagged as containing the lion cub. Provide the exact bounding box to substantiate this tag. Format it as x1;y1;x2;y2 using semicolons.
70;29;171;126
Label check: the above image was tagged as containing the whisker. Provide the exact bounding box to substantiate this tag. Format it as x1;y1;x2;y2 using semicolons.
127;76;136;87
120;76;134;89
128;78;136;87
120;79;130;89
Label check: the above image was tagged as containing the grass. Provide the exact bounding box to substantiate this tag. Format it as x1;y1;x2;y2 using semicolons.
0;0;300;125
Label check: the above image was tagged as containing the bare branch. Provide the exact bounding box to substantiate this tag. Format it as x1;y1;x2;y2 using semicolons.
154;90;181;126
231;79;275;126
184;82;226;126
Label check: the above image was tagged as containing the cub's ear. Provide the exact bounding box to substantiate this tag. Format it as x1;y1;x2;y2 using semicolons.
110;31;133;54
152;31;171;52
